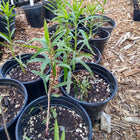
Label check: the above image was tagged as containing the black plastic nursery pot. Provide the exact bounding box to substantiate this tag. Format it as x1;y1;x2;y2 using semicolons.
42;0;57;20
22;3;44;28
88;14;116;34
0;78;28;140
0;53;51;104
15;95;92;140
59;62;118;124
0;8;16;42
77;26;110;54
133;0;140;21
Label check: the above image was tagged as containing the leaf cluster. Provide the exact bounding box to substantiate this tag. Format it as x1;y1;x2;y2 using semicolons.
0;0;26;73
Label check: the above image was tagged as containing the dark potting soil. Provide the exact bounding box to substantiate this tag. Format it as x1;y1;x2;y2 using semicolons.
0;85;24;127
6;62;50;83
68;70;111;103
22;106;88;140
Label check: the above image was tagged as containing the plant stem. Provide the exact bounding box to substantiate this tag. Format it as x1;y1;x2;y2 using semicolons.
0;102;11;140
46;41;56;137
7;7;25;74
45;83;53;137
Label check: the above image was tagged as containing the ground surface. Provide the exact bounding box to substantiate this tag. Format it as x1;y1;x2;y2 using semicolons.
0;0;140;139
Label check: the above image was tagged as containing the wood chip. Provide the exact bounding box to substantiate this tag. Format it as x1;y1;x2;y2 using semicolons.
117;66;128;72
123;69;140;77
125;117;140;124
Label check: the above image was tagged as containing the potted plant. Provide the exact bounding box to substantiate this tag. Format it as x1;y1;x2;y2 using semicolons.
86;0;116;34
0;1;51;104
50;0;100;64
67;0;110;54
0;78;28;140
0;53;51;104
133;0;140;21
55;0;117;125
0;0;16;42
59;62;118;124
22;0;44;28
16;96;92;140
15;20;92;139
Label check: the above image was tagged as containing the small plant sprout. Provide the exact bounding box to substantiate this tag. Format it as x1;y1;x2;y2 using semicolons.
73;75;92;101
0;96;11;140
0;0;26;73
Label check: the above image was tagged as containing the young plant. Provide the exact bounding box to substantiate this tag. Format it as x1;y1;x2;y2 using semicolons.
27;20;68;138
52;0;95;93
73;75;92;101
85;0;108;39
85;0;102;39
97;0;107;19
0;0;26;73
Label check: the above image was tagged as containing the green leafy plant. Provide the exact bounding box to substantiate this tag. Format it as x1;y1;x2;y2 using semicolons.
0;0;26;73
51;0;95;94
73;75;92;101
85;0;108;39
97;0;107;19
26;20;68;138
85;0;102;39
22;0;101;138
54;119;65;140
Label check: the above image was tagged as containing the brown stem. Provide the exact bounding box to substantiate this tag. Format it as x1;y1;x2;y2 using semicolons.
0;103;11;140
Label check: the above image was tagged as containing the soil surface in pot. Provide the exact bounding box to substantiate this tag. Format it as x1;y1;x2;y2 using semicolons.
6;62;50;82
22;106;88;140
0;85;24;127
67;70;111;103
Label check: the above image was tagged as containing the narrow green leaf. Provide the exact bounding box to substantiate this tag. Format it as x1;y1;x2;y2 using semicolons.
51;108;57;119
54;119;59;140
53;81;70;88
0;32;10;43
44;20;50;44
61;129;65;140
66;71;71;94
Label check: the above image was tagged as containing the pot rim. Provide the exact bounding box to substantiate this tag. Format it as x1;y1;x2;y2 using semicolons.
15;95;92;140
0;78;28;130
0;53;51;85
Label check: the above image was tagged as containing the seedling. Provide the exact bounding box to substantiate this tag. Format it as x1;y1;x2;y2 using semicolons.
0;0;26;73
85;0;109;39
26;20;68;138
73;75;92;101
51;0;94;94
